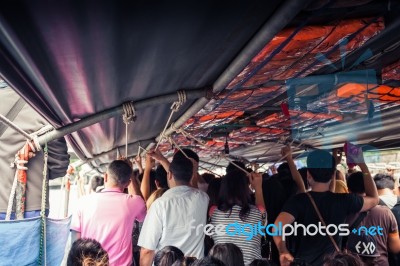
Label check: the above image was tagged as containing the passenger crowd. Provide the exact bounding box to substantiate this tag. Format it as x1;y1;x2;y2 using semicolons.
67;144;400;266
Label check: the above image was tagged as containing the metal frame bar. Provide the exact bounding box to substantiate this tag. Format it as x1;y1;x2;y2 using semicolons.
37;88;208;146
73;138;154;168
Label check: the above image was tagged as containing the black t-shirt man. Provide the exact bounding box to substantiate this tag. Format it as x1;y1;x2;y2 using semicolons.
282;191;363;265
273;146;379;266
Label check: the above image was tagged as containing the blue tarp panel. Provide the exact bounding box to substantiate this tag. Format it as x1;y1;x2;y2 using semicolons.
46;217;71;266
0;216;71;266
0;217;41;265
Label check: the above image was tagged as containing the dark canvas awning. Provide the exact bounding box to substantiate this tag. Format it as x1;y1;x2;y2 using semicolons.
1;0;400;170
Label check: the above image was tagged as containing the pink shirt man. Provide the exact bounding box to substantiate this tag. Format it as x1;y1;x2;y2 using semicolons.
71;187;146;266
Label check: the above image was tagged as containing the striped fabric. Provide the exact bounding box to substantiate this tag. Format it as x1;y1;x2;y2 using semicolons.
211;205;263;265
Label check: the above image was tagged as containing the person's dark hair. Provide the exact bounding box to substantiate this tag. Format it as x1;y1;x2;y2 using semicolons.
133;168;139;175
90;176;104;192
191;257;225;266
209;243;244;266
323;252;363;266
133;169;140;179
307;149;336;183
154;246;184;266
347;172;365;194
155;165;169;189
148;169;158;193
277;163;290;176
277;162;297;198
374;173;395;190
207;178;222;207
173;148;199;162
169;156;193;183
138;172;144;182
171;257;198;266
226;161;246;175
107;160;133;188
67;238;109;266
262;172;287;230
298;167;309;190
201;173;215;184
218;170;251;221
249;259;273;266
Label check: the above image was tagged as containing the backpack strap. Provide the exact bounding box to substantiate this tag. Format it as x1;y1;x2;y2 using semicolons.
306;193;340;252
342;211;368;248
350;212;368;229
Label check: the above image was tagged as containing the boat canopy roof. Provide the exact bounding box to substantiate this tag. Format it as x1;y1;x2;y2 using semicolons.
1;0;400;172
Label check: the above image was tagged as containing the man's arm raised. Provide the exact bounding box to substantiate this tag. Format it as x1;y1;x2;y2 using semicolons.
141;153;154;201
346;143;378;212
281;146;306;193
148;149;170;172
359;162;379;212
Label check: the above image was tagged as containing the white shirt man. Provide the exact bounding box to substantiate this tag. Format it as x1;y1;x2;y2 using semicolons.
138;154;209;266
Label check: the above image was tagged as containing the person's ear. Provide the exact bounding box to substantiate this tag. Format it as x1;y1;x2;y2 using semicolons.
167;171;173;180
307;171;313;185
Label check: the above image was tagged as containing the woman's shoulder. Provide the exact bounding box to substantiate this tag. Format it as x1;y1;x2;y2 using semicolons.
209;205;218;217
249;204;264;217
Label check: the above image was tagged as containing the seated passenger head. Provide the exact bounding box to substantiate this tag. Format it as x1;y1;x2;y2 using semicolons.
374;173;395;190
209;243;244;266
67;238;109;266
155;165;169;189
173;148;199;163
306;149;336;184
347;172;365;194
323;252;363;266
218;170;251;221
171;257;198;266
191;257;225;266
168;156;193;186
106;160;133;190
154;246;184;266
226;161;246;175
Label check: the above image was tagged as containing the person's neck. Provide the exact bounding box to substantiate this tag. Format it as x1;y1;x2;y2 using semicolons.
378;188;395;196
104;183;122;191
311;182;331;192
170;182;190;188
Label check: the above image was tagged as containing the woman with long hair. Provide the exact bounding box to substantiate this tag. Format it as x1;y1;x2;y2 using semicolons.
210;170;265;265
